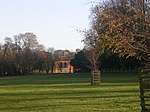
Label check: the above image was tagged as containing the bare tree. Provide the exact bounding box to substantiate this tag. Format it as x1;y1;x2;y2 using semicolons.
46;47;55;74
83;29;103;85
21;32;39;74
1;37;15;75
83;29;105;70
13;34;24;74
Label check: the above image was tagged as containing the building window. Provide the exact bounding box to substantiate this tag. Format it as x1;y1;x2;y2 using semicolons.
59;62;63;68
64;62;68;68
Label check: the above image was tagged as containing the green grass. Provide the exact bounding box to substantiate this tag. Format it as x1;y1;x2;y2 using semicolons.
0;72;141;112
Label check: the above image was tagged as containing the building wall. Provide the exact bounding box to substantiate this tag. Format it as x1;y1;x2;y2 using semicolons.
54;60;74;73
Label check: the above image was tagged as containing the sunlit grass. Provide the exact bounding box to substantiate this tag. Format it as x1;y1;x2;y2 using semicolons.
0;73;140;112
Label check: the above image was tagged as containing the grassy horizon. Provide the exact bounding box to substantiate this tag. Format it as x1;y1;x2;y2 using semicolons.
0;72;140;112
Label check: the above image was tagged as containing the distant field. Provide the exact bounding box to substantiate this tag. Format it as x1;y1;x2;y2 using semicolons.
0;72;140;112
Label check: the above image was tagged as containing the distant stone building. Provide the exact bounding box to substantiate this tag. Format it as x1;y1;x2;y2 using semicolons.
53;50;74;73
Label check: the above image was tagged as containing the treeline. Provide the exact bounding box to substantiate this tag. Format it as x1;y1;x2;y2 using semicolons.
0;32;57;76
71;50;142;73
0;32;145;76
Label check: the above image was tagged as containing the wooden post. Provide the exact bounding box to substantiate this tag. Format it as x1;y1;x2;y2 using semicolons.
139;68;150;112
139;69;146;111
91;70;100;85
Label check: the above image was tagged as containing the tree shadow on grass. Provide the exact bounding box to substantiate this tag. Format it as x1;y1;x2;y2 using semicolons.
0;94;140;112
0;84;140;111
0;88;139;102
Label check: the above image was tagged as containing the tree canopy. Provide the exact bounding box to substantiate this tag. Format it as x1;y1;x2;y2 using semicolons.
0;32;52;75
84;0;150;66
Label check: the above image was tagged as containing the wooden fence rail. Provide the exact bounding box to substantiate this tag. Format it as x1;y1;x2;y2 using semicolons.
139;68;150;112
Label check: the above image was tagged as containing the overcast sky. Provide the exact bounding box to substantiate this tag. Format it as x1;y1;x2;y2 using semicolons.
0;0;97;51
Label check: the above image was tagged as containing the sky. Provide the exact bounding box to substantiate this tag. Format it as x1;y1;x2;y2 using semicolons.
0;0;96;51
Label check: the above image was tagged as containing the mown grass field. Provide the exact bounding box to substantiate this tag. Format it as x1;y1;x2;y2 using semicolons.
0;72;140;112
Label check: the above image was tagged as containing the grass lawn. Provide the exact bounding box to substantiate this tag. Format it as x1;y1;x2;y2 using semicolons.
0;72;140;112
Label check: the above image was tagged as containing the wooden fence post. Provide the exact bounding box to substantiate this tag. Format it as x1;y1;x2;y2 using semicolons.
139;68;150;112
